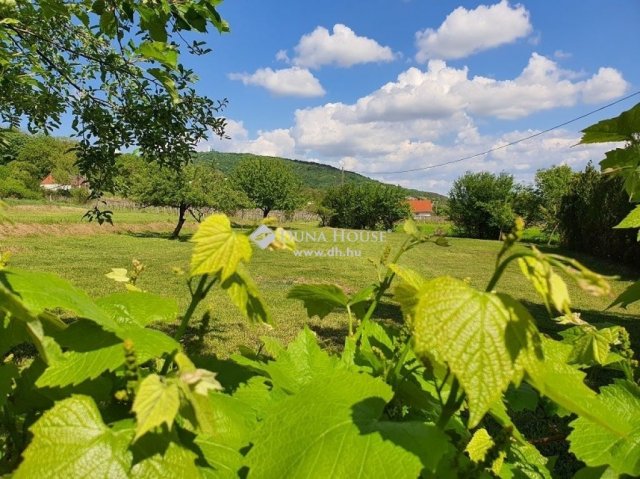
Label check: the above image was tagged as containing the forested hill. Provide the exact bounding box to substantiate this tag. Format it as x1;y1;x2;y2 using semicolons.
196;151;448;202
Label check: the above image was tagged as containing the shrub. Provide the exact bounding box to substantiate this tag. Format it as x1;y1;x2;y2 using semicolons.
559;163;640;267
321;183;410;230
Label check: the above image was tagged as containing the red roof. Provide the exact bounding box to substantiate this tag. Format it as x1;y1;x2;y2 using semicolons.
407;199;433;214
40;173;58;185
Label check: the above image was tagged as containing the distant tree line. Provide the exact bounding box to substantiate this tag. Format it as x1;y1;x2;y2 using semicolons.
447;164;639;266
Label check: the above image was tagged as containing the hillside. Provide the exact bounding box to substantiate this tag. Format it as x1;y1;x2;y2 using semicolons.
196;151;448;202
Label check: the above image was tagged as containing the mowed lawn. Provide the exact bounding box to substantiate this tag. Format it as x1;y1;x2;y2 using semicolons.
1;203;639;358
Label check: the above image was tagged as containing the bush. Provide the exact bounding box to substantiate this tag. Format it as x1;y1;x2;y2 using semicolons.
70;187;91;204
559;163;640;267
448;171;516;239
321;183;410;230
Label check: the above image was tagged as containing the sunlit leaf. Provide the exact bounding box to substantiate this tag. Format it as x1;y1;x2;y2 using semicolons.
191;214;252;280
132;374;181;440
408;276;543;426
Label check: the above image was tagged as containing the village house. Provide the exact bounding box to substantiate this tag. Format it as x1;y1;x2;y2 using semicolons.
407;198;433;219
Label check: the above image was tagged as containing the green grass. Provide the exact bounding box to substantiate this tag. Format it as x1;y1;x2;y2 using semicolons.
3;203;176;225
1;210;638;359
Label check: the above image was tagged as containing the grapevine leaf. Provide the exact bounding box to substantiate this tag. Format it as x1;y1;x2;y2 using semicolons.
580;103;640;143
190;214;252;280
175;353;222;435
0;269;117;331
609;280;640;309
615;205;640;229
287;284;348;319
132;374;180;440
408;277;543;426
195;393;256;478
130;440;201;479
121;325;180;364
389;264;427;325
14;395;132;479
0;289;65;364
35;316;180;388
569;381;640;476
600;147;640;201
403;218;419;237
560;326;619;366
526;339;631;437
262;327;340;393
221;265;270;324
466;428;494;463
518;256;570;313
97;291;179;327
499;440;552;479
244;369;451;478
105;268;130;283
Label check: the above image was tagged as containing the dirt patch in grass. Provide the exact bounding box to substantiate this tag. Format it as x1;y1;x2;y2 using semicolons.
0;221;195;238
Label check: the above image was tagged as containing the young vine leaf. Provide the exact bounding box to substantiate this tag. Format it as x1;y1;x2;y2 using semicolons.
190;214;252;280
400;275;543;427
132;374;181;440
568;381;640;476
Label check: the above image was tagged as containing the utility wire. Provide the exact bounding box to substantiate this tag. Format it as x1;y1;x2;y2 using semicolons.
361;90;640;176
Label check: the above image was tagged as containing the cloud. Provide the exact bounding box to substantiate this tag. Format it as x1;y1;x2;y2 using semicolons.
228;67;325;97
292;24;395;69
198;120;296;159
415;1;533;61
349;54;628;121
214;53;628;194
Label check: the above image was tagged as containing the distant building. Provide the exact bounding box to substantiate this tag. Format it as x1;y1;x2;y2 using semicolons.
40;173;87;191
407;198;433;218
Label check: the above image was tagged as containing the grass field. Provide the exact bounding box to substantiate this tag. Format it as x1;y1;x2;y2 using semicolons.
1;202;638;359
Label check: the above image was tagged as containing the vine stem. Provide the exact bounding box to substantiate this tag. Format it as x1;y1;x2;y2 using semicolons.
161;274;214;374
361;237;414;324
389;338;413;386
485;252;530;292
436;377;465;429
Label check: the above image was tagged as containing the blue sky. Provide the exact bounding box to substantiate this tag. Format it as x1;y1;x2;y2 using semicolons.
187;0;639;194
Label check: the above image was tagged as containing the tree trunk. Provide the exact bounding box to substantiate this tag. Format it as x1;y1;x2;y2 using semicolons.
171;203;188;239
262;208;270;218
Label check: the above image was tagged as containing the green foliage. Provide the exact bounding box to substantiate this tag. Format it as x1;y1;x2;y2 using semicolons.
1;0;228;193
402;275;542;426
198;151;447;204
568;381;640;476
534;165;575;237
321;182;410;230
448;171;518;239
1;211;639;477
559;163;640;266
230;158;303;217
116;155;250;238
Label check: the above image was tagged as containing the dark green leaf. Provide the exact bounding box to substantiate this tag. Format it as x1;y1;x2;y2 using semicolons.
287;283;348;319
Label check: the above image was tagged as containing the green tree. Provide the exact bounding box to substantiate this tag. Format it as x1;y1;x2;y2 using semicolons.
16;135;78;183
119;155;249;238
448;171;515;239
0;160;42;199
231;158;302;218
534;164;575;241
0;0;228;193
559;163;639;266
321;183;410;230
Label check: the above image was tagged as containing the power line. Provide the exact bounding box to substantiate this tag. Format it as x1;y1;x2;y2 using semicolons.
361;90;640;176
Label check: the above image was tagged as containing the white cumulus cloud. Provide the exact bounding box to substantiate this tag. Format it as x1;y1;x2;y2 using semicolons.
415;1;533;61
228;67;325;97
293;24;395;69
